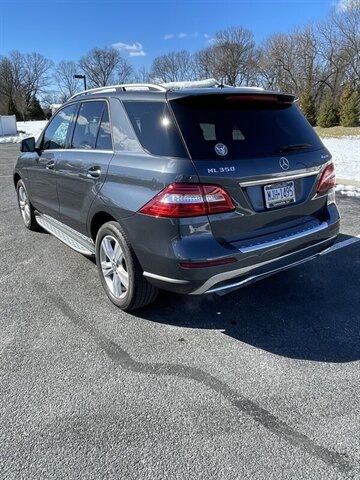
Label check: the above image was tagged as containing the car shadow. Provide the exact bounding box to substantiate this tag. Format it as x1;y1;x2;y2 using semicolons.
136;234;360;363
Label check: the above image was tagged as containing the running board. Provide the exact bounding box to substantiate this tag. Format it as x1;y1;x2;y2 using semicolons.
35;212;95;256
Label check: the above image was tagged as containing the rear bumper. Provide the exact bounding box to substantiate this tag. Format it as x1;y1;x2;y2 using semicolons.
193;235;336;294
141;207;340;295
143;234;338;294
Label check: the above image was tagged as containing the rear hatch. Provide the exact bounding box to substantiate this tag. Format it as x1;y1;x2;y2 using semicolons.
169;91;331;244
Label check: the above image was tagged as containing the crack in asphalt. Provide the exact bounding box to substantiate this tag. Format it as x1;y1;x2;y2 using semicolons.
49;293;353;475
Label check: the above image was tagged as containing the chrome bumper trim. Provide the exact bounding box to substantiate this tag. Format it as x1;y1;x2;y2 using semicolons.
207;254;318;294
143;271;190;285
190;236;337;295
238;221;329;254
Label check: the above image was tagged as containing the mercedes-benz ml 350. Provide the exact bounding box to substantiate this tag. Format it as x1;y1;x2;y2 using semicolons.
14;81;339;310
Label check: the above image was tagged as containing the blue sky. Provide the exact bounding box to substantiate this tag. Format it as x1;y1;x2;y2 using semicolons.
0;0;338;70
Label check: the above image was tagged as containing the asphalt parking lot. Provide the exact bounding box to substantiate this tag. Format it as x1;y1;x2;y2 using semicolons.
0;143;359;479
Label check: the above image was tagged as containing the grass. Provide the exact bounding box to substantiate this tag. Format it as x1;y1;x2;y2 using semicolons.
314;126;360;138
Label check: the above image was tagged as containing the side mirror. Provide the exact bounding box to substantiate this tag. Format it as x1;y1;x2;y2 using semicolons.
20;137;36;153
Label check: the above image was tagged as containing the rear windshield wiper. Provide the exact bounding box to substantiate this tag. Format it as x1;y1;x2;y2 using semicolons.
274;143;312;153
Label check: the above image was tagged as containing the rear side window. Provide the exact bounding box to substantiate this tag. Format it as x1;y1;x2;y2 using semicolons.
72;101;109;150
43;104;77;150
170;95;324;160
122;101;187;157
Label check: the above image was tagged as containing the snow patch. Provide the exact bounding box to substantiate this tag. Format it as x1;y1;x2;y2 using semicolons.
335;184;360;198
322;137;360;182
0;120;47;144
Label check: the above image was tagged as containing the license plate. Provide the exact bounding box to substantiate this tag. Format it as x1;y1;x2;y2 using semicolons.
264;181;295;208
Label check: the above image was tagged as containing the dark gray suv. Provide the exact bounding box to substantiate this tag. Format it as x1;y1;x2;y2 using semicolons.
14;81;340;310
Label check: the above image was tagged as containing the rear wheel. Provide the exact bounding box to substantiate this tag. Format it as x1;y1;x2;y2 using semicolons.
95;221;158;311
16;179;39;231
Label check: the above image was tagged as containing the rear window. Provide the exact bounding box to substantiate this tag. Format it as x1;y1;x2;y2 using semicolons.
170;95;323;160
122;101;187;157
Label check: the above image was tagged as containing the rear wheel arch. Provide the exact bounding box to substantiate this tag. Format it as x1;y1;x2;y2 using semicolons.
90;211;117;241
95;220;158;310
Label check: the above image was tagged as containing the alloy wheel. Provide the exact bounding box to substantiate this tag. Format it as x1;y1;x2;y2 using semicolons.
18;185;31;225
99;235;129;299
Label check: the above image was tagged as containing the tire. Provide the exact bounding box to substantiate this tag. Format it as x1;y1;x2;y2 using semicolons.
95;221;158;311
16;179;39;231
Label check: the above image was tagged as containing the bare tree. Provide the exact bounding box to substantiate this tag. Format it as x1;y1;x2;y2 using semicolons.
294;26;321;92
317;18;350;100
257;33;300;93
151;50;195;82
117;57;135;84
22;52;53;106
54;60;80;100
79;47;121;87
134;66;150;83
258;26;324;101
0;51;52;119
0;53;26;106
0;57;16;103
195;27;257;86
331;0;360;87
193;48;213;80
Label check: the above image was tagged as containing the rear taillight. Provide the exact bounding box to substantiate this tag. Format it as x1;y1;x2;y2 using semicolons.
138;183;235;218
317;163;336;193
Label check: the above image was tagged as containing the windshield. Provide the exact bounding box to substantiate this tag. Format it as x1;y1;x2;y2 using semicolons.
170;94;323;160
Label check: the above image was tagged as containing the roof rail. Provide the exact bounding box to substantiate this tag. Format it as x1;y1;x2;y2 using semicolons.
68;80;266;101
68;83;166;101
160;79;265;91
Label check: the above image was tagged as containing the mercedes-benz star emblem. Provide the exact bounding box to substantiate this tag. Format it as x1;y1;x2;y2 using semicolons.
215;143;228;157
279;157;290;170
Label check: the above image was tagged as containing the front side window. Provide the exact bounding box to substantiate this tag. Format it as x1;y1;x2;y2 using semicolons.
72;101;105;150
122;101;187;157
43;104;77;150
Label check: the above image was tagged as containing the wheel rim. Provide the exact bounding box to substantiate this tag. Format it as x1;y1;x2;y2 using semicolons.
18;184;31;224
100;235;129;299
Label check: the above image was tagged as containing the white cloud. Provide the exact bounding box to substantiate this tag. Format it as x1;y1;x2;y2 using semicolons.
112;41;147;57
129;51;146;57
163;32;199;40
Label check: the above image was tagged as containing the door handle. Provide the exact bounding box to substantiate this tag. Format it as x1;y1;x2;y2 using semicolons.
87;166;101;178
46;160;55;170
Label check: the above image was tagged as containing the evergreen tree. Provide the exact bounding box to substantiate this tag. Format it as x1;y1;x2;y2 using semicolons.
317;95;338;128
27;96;45;120
339;84;359;127
299;88;317;126
7;98;22;121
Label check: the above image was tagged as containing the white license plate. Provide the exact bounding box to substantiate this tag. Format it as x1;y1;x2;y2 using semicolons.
264;181;295;208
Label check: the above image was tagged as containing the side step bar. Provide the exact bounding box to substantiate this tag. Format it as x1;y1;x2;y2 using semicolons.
35;212;95;256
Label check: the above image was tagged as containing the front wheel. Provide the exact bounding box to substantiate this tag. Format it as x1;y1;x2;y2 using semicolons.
95;221;158;311
16;179;39;231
